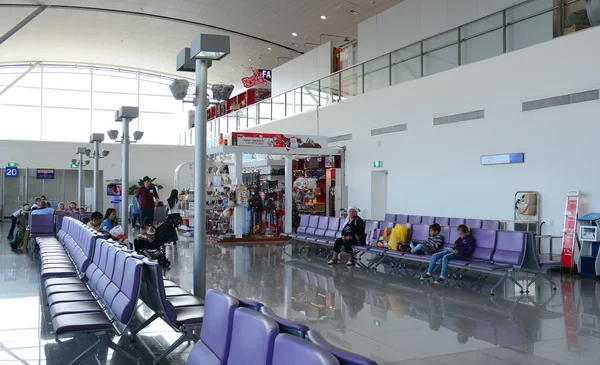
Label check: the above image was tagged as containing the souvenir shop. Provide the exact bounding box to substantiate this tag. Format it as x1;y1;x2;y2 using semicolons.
174;132;344;241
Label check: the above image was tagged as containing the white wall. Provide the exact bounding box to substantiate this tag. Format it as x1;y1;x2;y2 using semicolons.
245;26;600;251
0;140;194;213
357;0;547;63
272;42;332;96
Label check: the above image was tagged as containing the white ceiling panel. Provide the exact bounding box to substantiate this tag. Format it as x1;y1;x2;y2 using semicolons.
0;0;405;93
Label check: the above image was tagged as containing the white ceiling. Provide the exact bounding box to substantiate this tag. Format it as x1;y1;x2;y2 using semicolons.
0;0;404;93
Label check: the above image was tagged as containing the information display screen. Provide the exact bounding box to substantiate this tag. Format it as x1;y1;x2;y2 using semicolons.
37;169;55;179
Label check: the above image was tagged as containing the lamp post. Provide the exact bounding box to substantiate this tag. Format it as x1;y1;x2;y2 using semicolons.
176;34;230;299
73;148;90;208
89;133;109;212
112;106;140;232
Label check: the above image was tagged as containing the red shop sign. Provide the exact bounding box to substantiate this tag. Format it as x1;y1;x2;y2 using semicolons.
241;69;268;89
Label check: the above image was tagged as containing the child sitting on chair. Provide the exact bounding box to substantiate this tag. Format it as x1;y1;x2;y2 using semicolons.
406;223;444;254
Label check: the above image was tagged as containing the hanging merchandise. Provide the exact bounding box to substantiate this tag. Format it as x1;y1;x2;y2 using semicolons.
237;184;249;205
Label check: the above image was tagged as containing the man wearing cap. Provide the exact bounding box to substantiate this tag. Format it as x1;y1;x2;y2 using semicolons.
135;176;159;226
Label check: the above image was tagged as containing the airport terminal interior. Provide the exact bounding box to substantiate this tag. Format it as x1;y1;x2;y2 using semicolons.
1;0;600;364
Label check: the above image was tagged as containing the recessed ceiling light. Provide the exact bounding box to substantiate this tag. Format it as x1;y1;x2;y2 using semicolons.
267;47;272;51
320;15;327;20
232;68;235;71
248;58;252;62
292;32;298;36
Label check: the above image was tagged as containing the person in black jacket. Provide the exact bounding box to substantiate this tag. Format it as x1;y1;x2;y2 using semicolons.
328;206;365;266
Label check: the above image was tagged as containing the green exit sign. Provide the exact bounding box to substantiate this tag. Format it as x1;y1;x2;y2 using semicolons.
374;320;382;327
373;161;382;168
70;163;79;169
7;162;17;167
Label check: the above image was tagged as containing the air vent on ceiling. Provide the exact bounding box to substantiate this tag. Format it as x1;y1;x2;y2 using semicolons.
433;110;485;126
371;124;407;136
328;134;352;143
522;89;599;112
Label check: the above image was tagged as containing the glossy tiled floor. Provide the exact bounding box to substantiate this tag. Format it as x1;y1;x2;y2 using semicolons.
1;221;599;365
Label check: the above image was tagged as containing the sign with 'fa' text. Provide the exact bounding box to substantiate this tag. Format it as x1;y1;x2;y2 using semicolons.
241;69;271;88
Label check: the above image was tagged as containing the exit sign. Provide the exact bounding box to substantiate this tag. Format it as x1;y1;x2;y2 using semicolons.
70;163;79;169
7;162;17;167
373;161;382;168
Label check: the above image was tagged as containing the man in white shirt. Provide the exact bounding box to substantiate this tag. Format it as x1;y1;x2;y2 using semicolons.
31;197;42;209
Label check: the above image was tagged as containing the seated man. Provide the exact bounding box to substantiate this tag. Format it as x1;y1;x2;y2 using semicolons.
87;212;104;231
421;224;475;284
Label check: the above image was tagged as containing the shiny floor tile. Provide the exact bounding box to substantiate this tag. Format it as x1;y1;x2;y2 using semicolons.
1;221;600;364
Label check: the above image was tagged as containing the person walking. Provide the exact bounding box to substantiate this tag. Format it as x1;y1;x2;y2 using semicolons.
131;195;141;230
135;176;159;225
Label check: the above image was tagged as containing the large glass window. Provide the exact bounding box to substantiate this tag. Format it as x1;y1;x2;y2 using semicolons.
0;63;193;145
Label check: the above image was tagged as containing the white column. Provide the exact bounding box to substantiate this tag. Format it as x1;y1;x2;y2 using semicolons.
121;119;130;232
284;156;293;233
233;152;243;238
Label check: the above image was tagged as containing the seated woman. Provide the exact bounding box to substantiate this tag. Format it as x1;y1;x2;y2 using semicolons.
133;217;157;253
421;224;476;284
100;208;119;231
328;206;365;266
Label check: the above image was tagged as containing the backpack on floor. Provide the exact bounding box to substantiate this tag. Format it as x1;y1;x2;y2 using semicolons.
10;229;25;249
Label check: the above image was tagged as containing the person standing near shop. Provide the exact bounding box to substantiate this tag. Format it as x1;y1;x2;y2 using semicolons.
135;176;159;225
131;195;141;230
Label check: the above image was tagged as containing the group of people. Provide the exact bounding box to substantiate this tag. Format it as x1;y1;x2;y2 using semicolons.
7;196;82;240
326;207;476;284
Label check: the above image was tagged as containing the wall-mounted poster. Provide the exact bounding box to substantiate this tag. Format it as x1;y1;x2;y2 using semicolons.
514;191;539;222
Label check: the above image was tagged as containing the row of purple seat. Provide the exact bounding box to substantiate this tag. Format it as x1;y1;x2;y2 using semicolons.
29;213;93;244
186;289;360;365
188;289;376;365
37;217;99;279
38;218;144;364
383;214;501;230
355;226;527;294
284;216;528;295
38;217;207;364
133;257;205;363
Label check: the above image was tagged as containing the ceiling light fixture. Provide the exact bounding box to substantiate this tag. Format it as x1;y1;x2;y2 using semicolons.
267;47;272;51
232;68;235;71
292;32;298;36
248;58;252;62
321;15;327;19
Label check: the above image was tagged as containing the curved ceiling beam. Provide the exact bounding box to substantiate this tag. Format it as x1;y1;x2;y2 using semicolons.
0;3;304;55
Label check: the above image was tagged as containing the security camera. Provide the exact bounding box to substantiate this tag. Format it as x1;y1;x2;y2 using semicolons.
84;160;90;166
84;148;91;157
211;84;234;101
170;79;190;100
101;150;110;157
107;130;119;140
133;131;144;141
71;159;77;165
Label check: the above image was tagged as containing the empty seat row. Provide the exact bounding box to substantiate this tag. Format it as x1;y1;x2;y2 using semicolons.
39;217;206;364
187;289;376;365
43;238;144;364
37;217;99;278
132;257;205;363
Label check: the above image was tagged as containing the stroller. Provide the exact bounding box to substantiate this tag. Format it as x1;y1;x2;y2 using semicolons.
134;215;182;268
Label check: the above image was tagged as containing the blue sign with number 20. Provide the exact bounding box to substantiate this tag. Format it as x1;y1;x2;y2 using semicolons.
5;167;18;178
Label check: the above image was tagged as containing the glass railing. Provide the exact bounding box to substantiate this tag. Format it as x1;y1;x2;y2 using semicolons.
179;0;590;145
